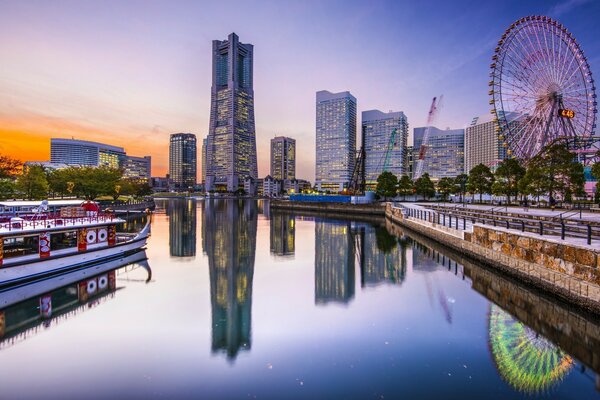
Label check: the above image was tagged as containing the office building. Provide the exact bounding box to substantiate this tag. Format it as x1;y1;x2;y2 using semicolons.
122;155;151;182
270;136;296;181
169;133;197;190
201;137;208;185
50;138;125;168
412;127;464;180
206;33;258;192
362;110;408;187
315;90;357;192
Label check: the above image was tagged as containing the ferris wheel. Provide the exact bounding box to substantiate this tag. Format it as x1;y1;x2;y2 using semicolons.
489;15;597;161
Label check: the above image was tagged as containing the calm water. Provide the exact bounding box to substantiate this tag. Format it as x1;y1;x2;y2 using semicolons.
0;198;598;399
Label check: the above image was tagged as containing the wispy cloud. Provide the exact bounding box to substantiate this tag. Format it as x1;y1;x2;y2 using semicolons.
548;0;592;17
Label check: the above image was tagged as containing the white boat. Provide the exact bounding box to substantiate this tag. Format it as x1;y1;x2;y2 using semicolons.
0;206;150;287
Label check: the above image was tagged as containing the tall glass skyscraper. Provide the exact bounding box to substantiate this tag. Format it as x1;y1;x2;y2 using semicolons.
270;136;296;181
362;110;408;187
201;137;208;185
169;133;197;190
206;33;258;192
413;127;464;180
315;90;356;192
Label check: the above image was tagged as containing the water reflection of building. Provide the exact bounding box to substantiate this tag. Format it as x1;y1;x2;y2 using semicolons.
314;220;355;305
358;225;407;287
488;304;574;394
270;212;295;258
203;200;257;360
167;199;197;257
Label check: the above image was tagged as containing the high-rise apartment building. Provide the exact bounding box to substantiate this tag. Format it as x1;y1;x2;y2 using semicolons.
412;127;464;180
50;138;125;168
464;113;517;173
270;136;296;181
315;90;357;192
362;110;408;187
201;137;208;185
169;133;197;190
206;33;258;192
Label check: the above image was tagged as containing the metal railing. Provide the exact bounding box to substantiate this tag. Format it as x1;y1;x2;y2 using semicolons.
0;213;117;232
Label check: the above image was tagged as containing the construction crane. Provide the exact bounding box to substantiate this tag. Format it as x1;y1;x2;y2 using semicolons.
380;128;398;174
414;96;443;180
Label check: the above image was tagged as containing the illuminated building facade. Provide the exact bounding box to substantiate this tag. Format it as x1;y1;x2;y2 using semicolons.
315;90;356;192
362;109;408;187
122;155;151;182
201;137;208;185
206;33;258;192
270;136;296;181
202;199;257;360
412;127;464;180
169;133;197;190
50;138;125;168
314;219;355;304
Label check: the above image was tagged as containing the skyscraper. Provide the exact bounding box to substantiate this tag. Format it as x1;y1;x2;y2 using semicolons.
464;112;518;173
315;90;357;192
413;127;464;180
362;110;409;187
169;133;197;190
206;33;258;192
270;136;296;181
201;136;208;185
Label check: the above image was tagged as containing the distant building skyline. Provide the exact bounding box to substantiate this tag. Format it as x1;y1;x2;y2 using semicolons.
169;133;197;189
270;136;296;181
206;33;258;192
362;109;409;186
315;90;357;192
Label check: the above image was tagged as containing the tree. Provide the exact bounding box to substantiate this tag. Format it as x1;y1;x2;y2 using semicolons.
494;158;525;205
0;154;22;179
376;171;398;201
0;179;16;200
526;143;584;205
397;175;413;200
436;177;456;201
467;164;494;203
454;174;468;203
414;173;435;200
16;165;49;200
519;163;545;203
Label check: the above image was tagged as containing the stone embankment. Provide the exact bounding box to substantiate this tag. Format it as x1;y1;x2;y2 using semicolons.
386;203;600;314
270;200;385;216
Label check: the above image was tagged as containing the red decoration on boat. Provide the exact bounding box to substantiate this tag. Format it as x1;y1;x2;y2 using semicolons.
80;201;99;216
108;225;116;246
39;232;50;258
78;228;87;251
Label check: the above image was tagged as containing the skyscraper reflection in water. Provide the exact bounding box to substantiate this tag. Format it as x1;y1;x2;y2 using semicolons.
314;219;355;305
167;198;197;257
270;212;295;258
203;199;257;360
359;225;407;287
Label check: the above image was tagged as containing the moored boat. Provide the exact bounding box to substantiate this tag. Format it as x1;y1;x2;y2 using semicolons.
0;203;150;287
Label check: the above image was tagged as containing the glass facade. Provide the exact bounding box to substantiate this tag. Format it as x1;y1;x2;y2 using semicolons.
270;136;296;181
315;90;356;192
207;33;258;192
412;127;464;180
122;155;151;182
50;138;125;167
169;133;197;190
362;110;408;187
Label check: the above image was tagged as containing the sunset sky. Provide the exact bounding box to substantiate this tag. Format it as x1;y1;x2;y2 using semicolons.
0;0;598;180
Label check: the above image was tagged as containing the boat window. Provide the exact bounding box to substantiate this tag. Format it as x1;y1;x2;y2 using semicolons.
50;231;77;251
2;235;39;258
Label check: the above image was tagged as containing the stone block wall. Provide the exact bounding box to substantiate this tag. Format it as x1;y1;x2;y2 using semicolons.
472;226;600;286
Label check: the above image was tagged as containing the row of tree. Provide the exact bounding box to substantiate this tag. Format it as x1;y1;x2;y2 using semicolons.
376;143;589;204
0;155;151;200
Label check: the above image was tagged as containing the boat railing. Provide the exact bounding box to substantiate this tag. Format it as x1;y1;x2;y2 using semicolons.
0;213;117;232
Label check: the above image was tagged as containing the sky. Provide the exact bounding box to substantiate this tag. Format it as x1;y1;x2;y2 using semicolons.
0;0;598;180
